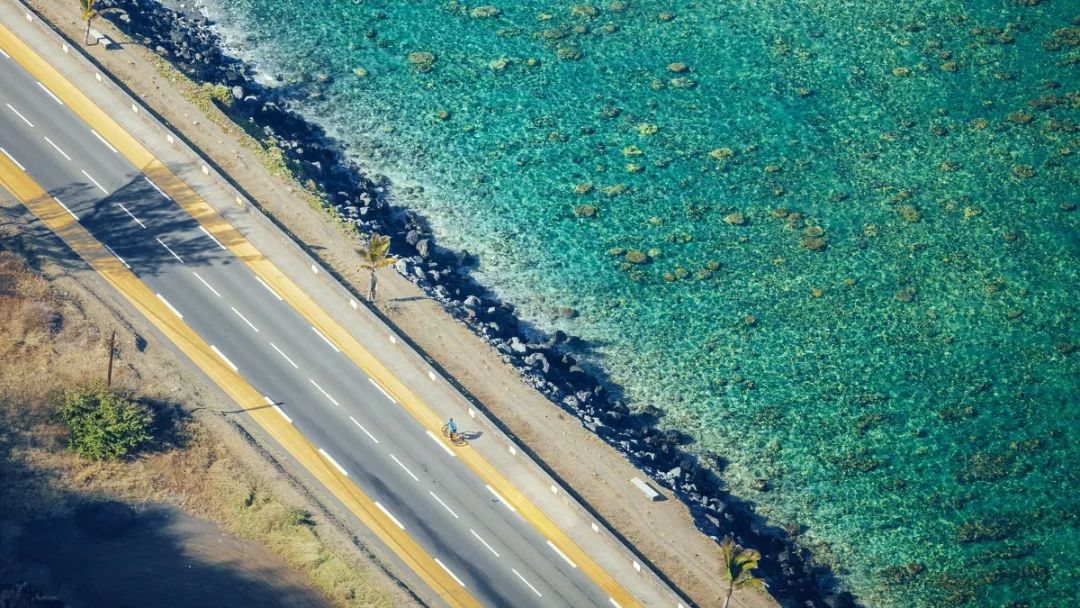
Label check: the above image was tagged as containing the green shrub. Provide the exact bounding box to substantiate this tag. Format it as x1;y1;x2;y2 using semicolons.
54;384;153;460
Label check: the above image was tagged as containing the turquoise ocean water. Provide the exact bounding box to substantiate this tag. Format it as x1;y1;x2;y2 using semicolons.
200;1;1078;605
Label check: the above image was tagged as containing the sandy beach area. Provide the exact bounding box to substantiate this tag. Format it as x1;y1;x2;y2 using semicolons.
15;2;780;606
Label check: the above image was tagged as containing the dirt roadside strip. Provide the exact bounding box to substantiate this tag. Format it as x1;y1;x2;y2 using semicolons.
0;4;693;608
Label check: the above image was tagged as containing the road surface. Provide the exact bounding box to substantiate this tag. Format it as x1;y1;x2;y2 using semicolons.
0;30;638;608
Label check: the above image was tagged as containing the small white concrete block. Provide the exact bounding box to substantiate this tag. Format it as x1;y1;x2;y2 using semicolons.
630;477;661;501
131;103;138;113
201;164;209;175
350;298;357;309
26;13;33;22
166;134;174;143
508;445;516;456
591;522;600;533
95;73;102;82
550;484;558;495
468;408;476;419
310;264;319;274
387;334;397;344
633;561;641;572
427;371;437;381
62;43;68;53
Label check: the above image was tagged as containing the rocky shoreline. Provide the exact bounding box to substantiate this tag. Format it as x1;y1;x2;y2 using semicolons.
98;2;854;606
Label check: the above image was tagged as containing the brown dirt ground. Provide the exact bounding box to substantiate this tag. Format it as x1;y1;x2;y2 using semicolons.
0;203;413;607
20;3;777;607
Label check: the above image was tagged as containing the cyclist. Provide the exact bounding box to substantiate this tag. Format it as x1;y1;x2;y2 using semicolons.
446;417;458;435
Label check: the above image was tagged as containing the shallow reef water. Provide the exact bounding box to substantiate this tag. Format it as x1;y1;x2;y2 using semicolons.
200;1;1078;605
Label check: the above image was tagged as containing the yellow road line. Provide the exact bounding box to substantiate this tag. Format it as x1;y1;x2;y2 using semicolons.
0;22;642;607
0;155;478;608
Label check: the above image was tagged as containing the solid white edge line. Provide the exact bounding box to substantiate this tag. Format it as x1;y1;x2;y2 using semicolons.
349;416;379;443
43;137;71;161
425;430;456;457
485;485;517;513
318;448;348;477
0;147;26;171
81;169;108;194
115;203;145;228
390;454;419;482
199;225;227;250
90;128;118;154
265;397;293;424
609;598;624;608
36;81;63;105
143;176;170;200
6;103;33;127
269;342;299;368
374;501;404;530
156;236;184;263
209;345;238;372
469;529;500;557
230;306;259;332
104;244;130;269
192;271;221;297
546;540;578;569
155;292;183;319
311;326;340;352
368;377;396;403
511;569;543;598
308;378;339;406
429;491;459;519
254;275;284;301
0;48;9;59
434;558;465;588
52;196;79;221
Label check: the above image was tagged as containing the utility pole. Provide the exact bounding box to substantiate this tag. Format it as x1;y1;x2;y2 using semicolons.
106;329;116;387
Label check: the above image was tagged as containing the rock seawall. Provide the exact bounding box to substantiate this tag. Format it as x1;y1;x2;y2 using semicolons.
98;2;854;606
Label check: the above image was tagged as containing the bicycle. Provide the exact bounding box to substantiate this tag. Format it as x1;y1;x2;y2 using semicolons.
440;423;469;447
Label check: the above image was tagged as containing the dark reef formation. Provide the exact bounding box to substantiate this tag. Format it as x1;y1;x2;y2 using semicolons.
92;2;856;605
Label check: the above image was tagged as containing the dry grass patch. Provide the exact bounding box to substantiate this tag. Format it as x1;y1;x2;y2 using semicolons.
0;251;398;607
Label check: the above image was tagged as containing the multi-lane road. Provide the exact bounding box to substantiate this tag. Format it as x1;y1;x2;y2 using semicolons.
0;23;652;608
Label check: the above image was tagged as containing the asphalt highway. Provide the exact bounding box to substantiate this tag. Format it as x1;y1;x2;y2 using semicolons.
0;46;616;607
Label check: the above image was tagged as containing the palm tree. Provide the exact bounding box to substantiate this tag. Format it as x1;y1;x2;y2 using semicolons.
718;537;767;608
80;0;99;45
357;232;395;303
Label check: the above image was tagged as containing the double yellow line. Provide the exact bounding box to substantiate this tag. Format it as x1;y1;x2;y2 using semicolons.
0;20;641;608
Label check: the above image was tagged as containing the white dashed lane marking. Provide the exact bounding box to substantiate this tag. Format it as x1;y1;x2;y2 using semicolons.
209;345;238;372
309;378;339;406
53;196;78;221
155;293;183;319
230;306;259;332
374;501;404;530
115;203;145;228
470;529;499;557
318;448;348;476
156;237;184;263
512;569;542;598
265;396;292;424
434;559;465;588
390;454;419;482
311;326;340;352
81;169;108;195
90;129;118;154
1;147;26;171
270;342;299;369
6;103;33;127
192;271;221;297
43;137;70;160
36;81;63;105
429;491;459;519
486;485;516;513
349;416;379;443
